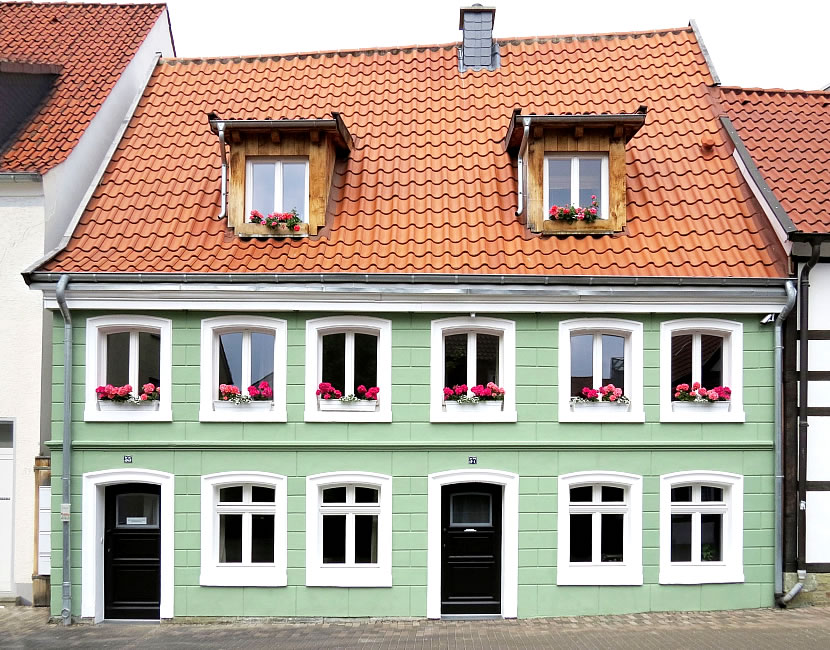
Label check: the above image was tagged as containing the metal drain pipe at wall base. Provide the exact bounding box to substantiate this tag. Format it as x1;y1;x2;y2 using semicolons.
56;274;72;625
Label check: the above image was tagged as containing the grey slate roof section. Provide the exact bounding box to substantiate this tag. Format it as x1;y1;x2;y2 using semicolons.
459;5;499;71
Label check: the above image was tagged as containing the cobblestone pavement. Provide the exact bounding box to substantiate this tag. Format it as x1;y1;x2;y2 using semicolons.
2;605;830;649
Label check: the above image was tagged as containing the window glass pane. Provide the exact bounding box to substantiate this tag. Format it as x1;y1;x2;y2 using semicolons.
476;334;500;385
671;486;692;502
547;158;571;208
701;514;723;562
116;493;159;527
138;331;160;387
602;334;625;391
219;486;243;502
251;514;275;563
601;513;624;562
670;334;693;399
701;335;724;389
354;515;378;564
219;514;242;563
322;487;347;503
578;158;602;214
218;332;243;390
321;333;346;393
250;332;275;387
569;514;592;562
282;162;306;220
670;514;692;562
601;486;625;502
570;334;593;396
105;332;130;386
444;333;467;388
353;333;378;393
355;487;378;503
569;486;593;502
701;486;723;502
251;162;275;216
251;486;275;502
450;493;492;526
0;422;11;448
322;515;346;564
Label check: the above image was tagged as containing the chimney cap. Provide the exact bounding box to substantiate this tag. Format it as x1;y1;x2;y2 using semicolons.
459;4;496;29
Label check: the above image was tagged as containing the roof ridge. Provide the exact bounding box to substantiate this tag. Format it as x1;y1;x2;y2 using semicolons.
161;25;693;66
720;86;830;97
0;1;165;7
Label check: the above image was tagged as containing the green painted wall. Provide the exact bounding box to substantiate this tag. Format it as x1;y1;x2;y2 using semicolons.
49;311;776;618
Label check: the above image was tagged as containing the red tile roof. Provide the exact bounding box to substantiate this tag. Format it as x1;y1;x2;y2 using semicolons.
0;1;167;173
41;27;789;278
719;87;830;234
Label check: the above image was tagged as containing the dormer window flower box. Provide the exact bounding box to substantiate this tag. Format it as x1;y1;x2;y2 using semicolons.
249;209;307;237
505;110;646;235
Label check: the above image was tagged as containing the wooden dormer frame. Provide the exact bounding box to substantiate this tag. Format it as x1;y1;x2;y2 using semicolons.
210;114;352;237
505;110;646;235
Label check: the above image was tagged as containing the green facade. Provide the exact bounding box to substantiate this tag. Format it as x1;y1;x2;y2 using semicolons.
50;311;776;618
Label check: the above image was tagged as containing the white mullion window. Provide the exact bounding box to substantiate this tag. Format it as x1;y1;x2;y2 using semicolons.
544;154;609;218
246;158;309;222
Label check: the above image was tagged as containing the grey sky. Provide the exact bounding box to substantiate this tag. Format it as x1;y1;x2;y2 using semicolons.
160;0;828;90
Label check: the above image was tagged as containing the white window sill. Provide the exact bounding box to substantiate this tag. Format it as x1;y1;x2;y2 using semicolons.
559;405;645;423
306;566;392;587
659;564;744;584
557;564;643;586
319;400;379;412
660;406;745;424
304;409;392;423
430;405;518;424
84;405;172;423
200;566;287;587
199;404;287;423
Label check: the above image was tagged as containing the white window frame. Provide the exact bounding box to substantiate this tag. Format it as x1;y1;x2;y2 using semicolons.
245;157;310;222
659;319;744;423
558;318;644;423
305;471;392;587
199;316;287;422
84;315;172;422
659;470;744;584
543;154;610;219
557;471;643;586
200;471;287;587
304;316;392;422
429;316;517;423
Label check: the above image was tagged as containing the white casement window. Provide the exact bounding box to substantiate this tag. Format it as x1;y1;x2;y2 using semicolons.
305;472;392;587
659;471;744;584
558;318;644;423
84;315;172;422
199;316;287;422
659;319;744;423
200;472;287;587
429;317;517;423
304;316;392;422
245;158;309;221
557;472;643;585
544;154;609;218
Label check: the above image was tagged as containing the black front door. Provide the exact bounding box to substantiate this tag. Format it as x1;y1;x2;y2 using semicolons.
441;482;502;615
104;483;161;619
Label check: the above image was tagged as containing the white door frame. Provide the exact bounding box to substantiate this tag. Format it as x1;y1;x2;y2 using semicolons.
426;468;519;619
81;468;174;621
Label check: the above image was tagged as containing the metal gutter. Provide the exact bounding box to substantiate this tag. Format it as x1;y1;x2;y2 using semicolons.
214;121;227;221
720;116;797;235
22;52;163;276
689;19;721;86
55;275;72;626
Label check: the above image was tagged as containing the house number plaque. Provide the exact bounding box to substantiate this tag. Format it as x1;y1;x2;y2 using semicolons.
468;456;477;464
123;455;133;464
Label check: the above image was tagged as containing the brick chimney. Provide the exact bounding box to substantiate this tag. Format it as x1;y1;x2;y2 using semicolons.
459;5;499;71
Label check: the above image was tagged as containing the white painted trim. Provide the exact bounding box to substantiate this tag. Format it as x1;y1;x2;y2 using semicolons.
303;316;392;423
558;318;645;423
83;315;172;422
544;154;610;220
556;471;643;586
198;316;287;422
305;471;392;587
81;468;174;621
732;150;792;255
659;319;745;423
658;470;744;584
427;469;519;619
429;317;517;423
199;471;287;587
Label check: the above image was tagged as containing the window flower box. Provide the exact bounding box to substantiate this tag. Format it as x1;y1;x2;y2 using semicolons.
444;400;504;413
571;400;630;412
98;400;160;412
213;400;273;411
671;400;730;413
319;399;379;412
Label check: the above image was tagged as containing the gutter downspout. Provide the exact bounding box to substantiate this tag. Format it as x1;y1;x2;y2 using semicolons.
215;122;227;220
515;118;530;217
56;274;72;625
774;280;797;601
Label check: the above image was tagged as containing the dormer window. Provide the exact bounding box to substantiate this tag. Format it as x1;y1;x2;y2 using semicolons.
246;158;309;223
544;154;609;221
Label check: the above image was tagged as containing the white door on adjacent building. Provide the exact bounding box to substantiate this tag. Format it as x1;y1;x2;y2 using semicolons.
0;422;13;594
